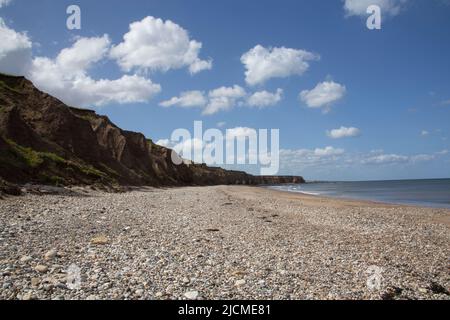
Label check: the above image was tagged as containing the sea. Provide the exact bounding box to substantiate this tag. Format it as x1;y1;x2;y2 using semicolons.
268;179;450;209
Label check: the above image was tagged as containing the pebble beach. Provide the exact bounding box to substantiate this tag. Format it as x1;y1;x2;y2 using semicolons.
0;185;449;300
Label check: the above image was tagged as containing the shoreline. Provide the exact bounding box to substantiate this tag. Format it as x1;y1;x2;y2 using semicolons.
1;185;449;300
264;186;450;211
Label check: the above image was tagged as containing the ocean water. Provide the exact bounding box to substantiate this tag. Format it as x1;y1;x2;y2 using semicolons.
268;179;450;208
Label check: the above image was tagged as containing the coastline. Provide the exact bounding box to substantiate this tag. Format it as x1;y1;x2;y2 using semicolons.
1;185;449;300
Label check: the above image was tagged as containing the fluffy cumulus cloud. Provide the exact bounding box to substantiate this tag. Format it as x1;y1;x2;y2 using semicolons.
203;85;247;115
241;45;319;86
0;18;32;76
327;126;361;139
28;36;161;107
246;89;283;108
300;80;346;112
110;16;212;74
161;87;283;115
159;91;207;108
343;0;409;17
0;19;166;107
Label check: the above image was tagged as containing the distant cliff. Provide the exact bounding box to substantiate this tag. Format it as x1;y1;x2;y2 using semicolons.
0;73;304;193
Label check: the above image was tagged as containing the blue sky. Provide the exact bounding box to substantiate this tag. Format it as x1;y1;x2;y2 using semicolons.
1;0;449;180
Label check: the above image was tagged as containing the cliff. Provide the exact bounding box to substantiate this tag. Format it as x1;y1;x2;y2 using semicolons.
0;73;304;193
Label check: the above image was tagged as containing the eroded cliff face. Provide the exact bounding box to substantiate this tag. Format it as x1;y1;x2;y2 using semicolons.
0;73;304;190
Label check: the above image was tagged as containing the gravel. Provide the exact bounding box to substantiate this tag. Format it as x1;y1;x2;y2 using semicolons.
0;185;449;300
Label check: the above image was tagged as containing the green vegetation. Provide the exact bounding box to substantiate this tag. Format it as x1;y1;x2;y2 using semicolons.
0;139;114;185
5;140;44;168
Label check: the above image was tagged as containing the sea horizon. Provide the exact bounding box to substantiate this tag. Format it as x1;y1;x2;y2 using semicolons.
269;178;450;209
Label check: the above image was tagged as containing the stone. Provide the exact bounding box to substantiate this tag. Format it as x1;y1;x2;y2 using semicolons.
44;249;57;260
31;278;41;287
20;255;33;263
182;277;190;284
184;290;199;300
35;265;49;273
22;293;33;301
135;289;144;297
235;279;246;286
91;235;109;245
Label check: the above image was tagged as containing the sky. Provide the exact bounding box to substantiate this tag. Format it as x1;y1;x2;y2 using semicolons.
1;0;449;181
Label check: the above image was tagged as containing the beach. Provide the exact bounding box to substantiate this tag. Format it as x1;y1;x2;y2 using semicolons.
0;185;449;300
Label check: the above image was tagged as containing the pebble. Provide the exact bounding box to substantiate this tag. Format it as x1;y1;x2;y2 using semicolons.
34;265;49;273
20;255;33;263
184;291;199;300
235;279;246;286
0;186;448;301
44;250;57;261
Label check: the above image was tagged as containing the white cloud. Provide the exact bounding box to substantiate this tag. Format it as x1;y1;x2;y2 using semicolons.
300;80;346;112
0;0;12;8
28;36;161;107
421;130;429;137
411;154;436;163
110;16;212;74
189;58;212;75
314;146;345;157
55;35;111;75
327;126;361;139
362;154;409;165
217;121;226;128
343;0;409;17
246;89;283;108
203;85;247;115
163;86;283;115
241;45;319;86
279;147;346;173
0;18;32;76
159;91;207;108
156;139;171;147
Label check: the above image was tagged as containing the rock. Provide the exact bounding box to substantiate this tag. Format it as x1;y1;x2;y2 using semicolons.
91;235;109;245
22;293;33;301
31;278;40;287
44;249;57;260
135;289;144;297
34;265;49;273
235;279;246;286
155;292;163;298
182;277;190;284
184;290;199;300
20;255;33;263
